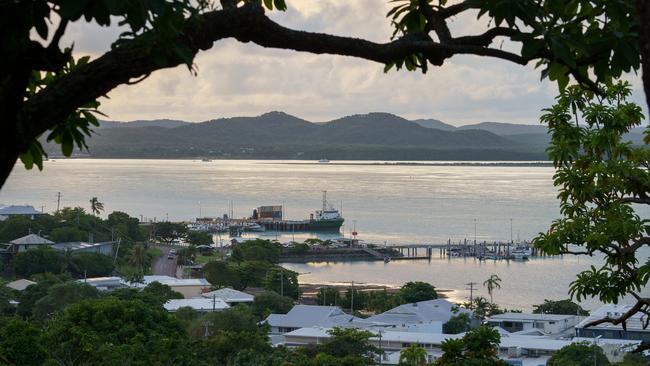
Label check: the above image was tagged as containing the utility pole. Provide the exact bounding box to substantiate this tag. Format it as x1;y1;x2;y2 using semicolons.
473;218;477;244
351;280;354;313
510;218;513;243
40;205;45;213
280;267;284;297
56;192;61;212
465;282;478;306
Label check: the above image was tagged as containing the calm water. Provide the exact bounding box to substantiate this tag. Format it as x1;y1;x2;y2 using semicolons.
2;159;648;310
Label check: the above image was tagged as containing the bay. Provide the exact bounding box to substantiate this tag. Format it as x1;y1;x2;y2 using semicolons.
2;158;648;310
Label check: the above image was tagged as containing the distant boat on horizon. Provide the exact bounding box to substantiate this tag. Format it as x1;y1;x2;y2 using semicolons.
201;158;212;162
318;158;330;163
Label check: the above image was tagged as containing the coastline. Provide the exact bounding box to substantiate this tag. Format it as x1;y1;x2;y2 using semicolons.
299;282;454;300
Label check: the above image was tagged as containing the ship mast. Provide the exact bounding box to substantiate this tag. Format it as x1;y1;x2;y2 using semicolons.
322;190;327;212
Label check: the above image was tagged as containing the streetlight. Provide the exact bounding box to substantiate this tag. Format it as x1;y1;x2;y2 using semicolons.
377;330;384;365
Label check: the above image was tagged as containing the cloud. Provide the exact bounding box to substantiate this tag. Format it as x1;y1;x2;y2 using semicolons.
59;0;646;126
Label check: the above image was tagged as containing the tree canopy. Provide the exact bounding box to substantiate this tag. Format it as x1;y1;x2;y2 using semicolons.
533;81;650;351
533;299;589;316
1;0;647;188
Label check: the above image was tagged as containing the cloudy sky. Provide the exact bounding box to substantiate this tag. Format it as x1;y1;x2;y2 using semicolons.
61;1;647;126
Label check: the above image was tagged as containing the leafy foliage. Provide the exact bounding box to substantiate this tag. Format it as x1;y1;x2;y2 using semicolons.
386;0;639;92
533;299;589;316
251;291;294;320
533;82;649;313
443;313;472;334
399;344;428;366
547;342;609;366
399;281;438;303
436;326;506;365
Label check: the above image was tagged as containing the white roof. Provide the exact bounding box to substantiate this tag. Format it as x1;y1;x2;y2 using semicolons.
201;287;254;303
10;234;53;245
51;241;114;251
77;277;123;289
576;304;650;332
164;297;230;312
126;275;210;288
366;299;472;326
265;305;362;329
489;312;576;322
5;279;37;291
0;205;42;216
286;327;641;353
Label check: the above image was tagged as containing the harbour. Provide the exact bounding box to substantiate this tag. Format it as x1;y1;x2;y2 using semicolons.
2;159;649;310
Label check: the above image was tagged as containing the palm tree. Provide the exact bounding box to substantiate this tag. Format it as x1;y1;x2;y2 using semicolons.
89;197;104;216
128;244;147;283
483;274;502;304
398;344;428;366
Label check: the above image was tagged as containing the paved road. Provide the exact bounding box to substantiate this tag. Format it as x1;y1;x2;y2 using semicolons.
152;246;177;277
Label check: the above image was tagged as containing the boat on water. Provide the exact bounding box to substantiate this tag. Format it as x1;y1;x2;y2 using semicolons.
255;191;344;232
201;158;212;162
308;191;344;230
318;158;330;163
511;246;532;260
243;222;265;232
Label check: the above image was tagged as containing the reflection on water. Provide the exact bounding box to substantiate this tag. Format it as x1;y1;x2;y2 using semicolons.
283;249;650;311
2;159;648;310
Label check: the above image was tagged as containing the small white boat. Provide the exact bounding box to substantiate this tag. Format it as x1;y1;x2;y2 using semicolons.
511;247;531;260
318;158;330;163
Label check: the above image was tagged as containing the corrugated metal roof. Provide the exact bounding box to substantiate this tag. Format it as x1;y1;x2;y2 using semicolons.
201;288;254;303
576;304;650;332
125;275;210;288
51;241;114;251
5;279;37;291
489;312;576;322
264;305;362;328
164;297;230;312
0;205;42;215
10;234;53;245
366;299;472;326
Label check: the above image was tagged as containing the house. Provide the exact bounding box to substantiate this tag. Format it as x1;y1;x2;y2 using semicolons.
0;205;43;221
575;304;650;342
78;277;124;291
5;278;36;291
9;234;54;253
51;241;115;256
487;312;582;335
283;327;641;365
126;275;210;298
201;287;254;305
263;305;364;334
365;299;475;333
163;297;230;313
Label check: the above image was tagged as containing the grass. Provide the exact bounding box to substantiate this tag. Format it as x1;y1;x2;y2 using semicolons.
147;247;163;258
194;252;224;265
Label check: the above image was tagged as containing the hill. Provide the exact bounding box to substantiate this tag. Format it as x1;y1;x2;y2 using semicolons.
44;112;555;160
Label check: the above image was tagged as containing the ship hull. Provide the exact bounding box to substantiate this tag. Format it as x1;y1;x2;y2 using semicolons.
308;218;344;231
258;218;344;232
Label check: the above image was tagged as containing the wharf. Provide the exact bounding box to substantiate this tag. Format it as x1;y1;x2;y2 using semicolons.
279;240;544;263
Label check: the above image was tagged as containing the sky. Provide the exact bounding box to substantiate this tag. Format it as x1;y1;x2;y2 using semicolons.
59;0;647;126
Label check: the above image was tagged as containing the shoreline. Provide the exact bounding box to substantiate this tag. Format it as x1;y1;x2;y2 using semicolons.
299;282;454;300
41;157;552;167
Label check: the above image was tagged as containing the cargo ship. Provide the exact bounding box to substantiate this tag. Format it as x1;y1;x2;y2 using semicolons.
308;191;344;230
253;191;344;232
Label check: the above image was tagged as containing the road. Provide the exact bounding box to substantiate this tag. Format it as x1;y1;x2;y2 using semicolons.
152;246;177;277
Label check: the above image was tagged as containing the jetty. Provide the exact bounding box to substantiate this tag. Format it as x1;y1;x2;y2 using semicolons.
278;239;544;263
